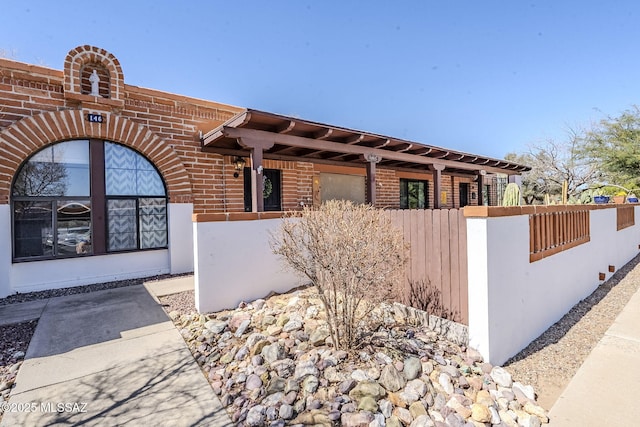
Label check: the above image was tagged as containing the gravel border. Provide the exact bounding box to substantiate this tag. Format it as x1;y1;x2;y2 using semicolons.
0;273;192;306
504;254;640;409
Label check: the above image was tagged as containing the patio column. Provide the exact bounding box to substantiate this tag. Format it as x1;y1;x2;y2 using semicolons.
237;137;274;212
430;163;445;209
477;170;486;206
364;153;381;206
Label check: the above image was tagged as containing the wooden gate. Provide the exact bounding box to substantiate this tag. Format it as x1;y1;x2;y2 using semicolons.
386;209;469;325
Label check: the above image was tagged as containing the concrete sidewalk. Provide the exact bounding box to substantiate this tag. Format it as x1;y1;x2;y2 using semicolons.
1;282;232;426
549;285;640;425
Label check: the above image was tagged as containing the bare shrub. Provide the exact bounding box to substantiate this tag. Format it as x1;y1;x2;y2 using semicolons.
270;200;407;350
406;279;460;322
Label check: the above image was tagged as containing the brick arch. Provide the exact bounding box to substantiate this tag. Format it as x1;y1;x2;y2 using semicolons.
64;45;125;100
0;110;192;204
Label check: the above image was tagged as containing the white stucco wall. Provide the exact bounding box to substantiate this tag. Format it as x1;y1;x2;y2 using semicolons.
0;205;11;298
10;250;170;294
194;218;304;313
468;207;640;365
1;202;192;298
168;203;194;274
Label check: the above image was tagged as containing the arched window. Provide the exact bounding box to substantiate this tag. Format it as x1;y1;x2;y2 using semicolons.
12;140;167;261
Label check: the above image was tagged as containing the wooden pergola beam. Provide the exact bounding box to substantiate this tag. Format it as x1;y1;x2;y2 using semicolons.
220;127;524;175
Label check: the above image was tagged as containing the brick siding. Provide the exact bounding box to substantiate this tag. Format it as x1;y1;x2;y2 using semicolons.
1;45;496;212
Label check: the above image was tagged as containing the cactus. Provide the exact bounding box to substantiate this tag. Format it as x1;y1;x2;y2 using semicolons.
502;182;521;206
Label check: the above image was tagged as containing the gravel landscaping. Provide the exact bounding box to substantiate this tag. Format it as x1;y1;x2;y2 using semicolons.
2;258;640;425
503;254;640;410
161;288;549;426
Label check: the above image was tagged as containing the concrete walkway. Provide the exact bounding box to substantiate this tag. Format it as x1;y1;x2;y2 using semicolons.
549;285;640;425
1;280;232;426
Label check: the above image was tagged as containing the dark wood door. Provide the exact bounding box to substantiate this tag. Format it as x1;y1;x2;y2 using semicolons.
244;168;282;211
459;183;469;207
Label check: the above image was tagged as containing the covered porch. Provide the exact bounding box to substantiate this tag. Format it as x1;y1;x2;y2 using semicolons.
201;109;530;211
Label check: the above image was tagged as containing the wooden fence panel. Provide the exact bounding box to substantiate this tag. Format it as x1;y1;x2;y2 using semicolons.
386;209;469;325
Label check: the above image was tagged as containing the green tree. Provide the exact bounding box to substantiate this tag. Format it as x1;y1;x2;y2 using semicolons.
584;106;640;191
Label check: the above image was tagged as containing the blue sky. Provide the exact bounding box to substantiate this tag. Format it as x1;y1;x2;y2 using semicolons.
1;1;639;159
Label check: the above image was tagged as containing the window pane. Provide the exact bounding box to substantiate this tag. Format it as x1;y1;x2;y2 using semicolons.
408;182;426;209
13;201;53;258
57;200;92;256
13;140;89;197
107;199;137;251
400;180;408;209
105;142;165;196
139;198;167;249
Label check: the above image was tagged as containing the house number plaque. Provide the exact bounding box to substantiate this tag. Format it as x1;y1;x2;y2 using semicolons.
86;113;104;123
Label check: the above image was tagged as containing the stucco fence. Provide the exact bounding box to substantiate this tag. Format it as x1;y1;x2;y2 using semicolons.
193;204;640;366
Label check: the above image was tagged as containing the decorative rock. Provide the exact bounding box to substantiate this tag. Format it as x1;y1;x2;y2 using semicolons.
245;405;265;426
229;313;251;332
285;379;299;393
339;379;357;394
262;343;285;364
386;416;401;427
246;332;267;349
516;410;542;427
422;361;434;375
283;319;303;332
471;403;492;423
490;366;513;388
523;401;549;423
446;395;472;419
445;413;466;427
279;404;294;420
294;359;319;380
405;378;427;398
245;374;263;390
252;298;266;310
341;412;375;427
489;406;501;425
475;389;493;406
513;381;536;401
467;376;483;391
349;381;387;402
499;409;520;427
409;414;433;427
292;410;332;427
440;364;460;378
270;358;295;378
328;410;342;421
351;369;370;382
387;391;408;408
438;373;454;395
309;327;330;346
393;407;413;425
204;320;227;334
251;340;270;357
379;399;393;418
357;395;378;412
379;364;406;392
375;352;393;365
403;357;422;380
302;375;319;393
266;377;285;394
409;401;428;418
235;319;251;336
283;390;298;405
262;392;285;407
262;315;276;327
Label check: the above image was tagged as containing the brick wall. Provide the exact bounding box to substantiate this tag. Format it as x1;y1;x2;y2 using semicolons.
0;46;501;213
